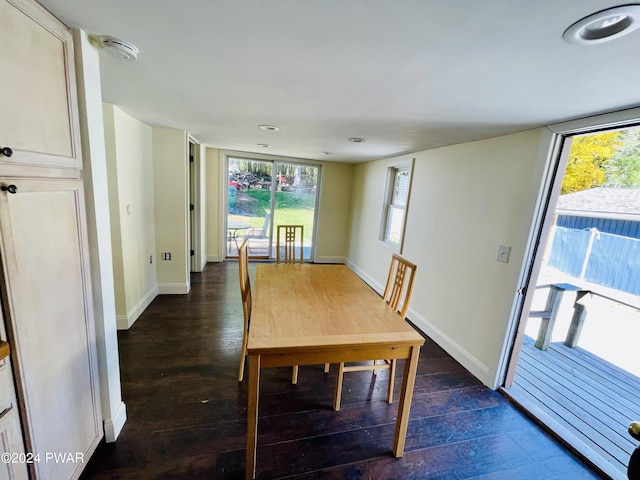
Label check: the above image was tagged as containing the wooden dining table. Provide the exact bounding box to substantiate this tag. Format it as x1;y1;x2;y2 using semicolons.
245;263;425;479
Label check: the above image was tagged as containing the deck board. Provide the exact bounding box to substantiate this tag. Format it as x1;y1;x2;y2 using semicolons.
519;345;638;425
505;338;639;478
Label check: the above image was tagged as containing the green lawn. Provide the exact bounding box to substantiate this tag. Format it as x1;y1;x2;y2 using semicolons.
229;189;316;242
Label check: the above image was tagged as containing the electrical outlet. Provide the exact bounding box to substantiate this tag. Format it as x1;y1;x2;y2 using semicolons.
161;252;172;261
497;244;511;263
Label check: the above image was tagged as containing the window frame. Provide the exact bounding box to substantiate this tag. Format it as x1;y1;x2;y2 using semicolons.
379;158;414;253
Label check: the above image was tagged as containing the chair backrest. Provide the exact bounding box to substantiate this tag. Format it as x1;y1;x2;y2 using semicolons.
258;212;271;237
383;254;417;319
276;225;304;264
238;238;252;326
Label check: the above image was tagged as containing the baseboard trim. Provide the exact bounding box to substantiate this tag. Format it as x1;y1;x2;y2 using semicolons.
347;258;490;386
346;260;384;294
206;254;222;262
103;401;127;443
117;285;158;330
315;256;347;264
407;309;490;386
157;283;190;295
116;315;129;330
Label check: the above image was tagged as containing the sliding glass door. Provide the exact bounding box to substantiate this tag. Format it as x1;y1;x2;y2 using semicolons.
226;156;319;260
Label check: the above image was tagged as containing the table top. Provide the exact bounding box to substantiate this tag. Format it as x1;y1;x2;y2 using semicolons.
248;264;424;355
228;222;251;230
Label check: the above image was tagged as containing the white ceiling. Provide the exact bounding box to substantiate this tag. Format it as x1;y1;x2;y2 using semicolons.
39;0;640;163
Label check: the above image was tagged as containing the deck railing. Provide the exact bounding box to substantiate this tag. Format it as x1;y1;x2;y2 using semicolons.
548;226;640;295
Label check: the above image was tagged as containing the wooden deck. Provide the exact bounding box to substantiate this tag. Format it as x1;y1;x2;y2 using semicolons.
504;338;640;479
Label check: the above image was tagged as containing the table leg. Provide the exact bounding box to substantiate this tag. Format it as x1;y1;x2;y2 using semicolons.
246;354;260;480
392;345;420;457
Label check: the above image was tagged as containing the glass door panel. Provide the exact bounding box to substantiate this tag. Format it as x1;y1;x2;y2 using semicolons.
226;157;319;260
273;162;318;261
227;157;273;258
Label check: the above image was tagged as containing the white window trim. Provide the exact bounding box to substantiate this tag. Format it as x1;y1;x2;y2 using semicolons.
379;157;415;253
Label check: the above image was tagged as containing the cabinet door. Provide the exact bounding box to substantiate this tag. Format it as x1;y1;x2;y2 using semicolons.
0;406;28;480
0;0;81;169
0;325;28;480
0;178;101;480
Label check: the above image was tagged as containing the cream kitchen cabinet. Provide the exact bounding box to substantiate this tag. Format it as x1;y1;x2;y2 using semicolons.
0;0;104;479
0;328;28;480
0;0;82;170
0;179;102;480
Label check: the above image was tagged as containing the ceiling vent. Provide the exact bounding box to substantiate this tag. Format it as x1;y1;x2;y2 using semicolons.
95;36;139;61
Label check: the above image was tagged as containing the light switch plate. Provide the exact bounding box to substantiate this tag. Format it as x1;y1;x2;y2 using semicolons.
497;244;511;263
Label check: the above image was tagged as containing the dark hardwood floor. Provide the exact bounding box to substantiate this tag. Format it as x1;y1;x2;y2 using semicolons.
80;262;603;480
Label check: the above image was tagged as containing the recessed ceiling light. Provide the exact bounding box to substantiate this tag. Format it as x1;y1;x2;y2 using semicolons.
259;125;279;131
348;137;365;143
563;5;640;44
94;36;139;60
321;152;333;155
257;143;271;148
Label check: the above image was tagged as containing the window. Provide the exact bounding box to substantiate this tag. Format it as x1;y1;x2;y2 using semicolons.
381;160;413;250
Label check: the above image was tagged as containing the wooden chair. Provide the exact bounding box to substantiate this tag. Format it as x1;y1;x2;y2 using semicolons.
237;239;251;382
276;225;304;264
238;238;298;383
333;254;417;411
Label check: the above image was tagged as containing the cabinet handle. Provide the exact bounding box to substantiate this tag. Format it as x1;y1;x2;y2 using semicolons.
1;185;17;194
0;147;13;157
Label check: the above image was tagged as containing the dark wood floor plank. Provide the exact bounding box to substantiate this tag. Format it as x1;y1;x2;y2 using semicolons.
80;262;601;480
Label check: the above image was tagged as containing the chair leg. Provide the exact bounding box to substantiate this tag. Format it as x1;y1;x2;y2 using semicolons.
372;359;379;376
387;359;397;404
324;363;330;373
292;365;299;384
333;362;345;411
238;330;249;382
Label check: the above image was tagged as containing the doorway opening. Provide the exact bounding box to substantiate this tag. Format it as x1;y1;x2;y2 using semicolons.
225;155;320;260
502;120;640;478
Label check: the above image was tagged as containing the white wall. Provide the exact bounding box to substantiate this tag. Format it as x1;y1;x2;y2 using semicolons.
74;30;126;442
103;103;157;329
347;129;547;387
205;147;222;262
153;128;190;292
315;162;353;263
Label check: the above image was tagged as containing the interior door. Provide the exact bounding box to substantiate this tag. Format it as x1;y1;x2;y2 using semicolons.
188;140;196;271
